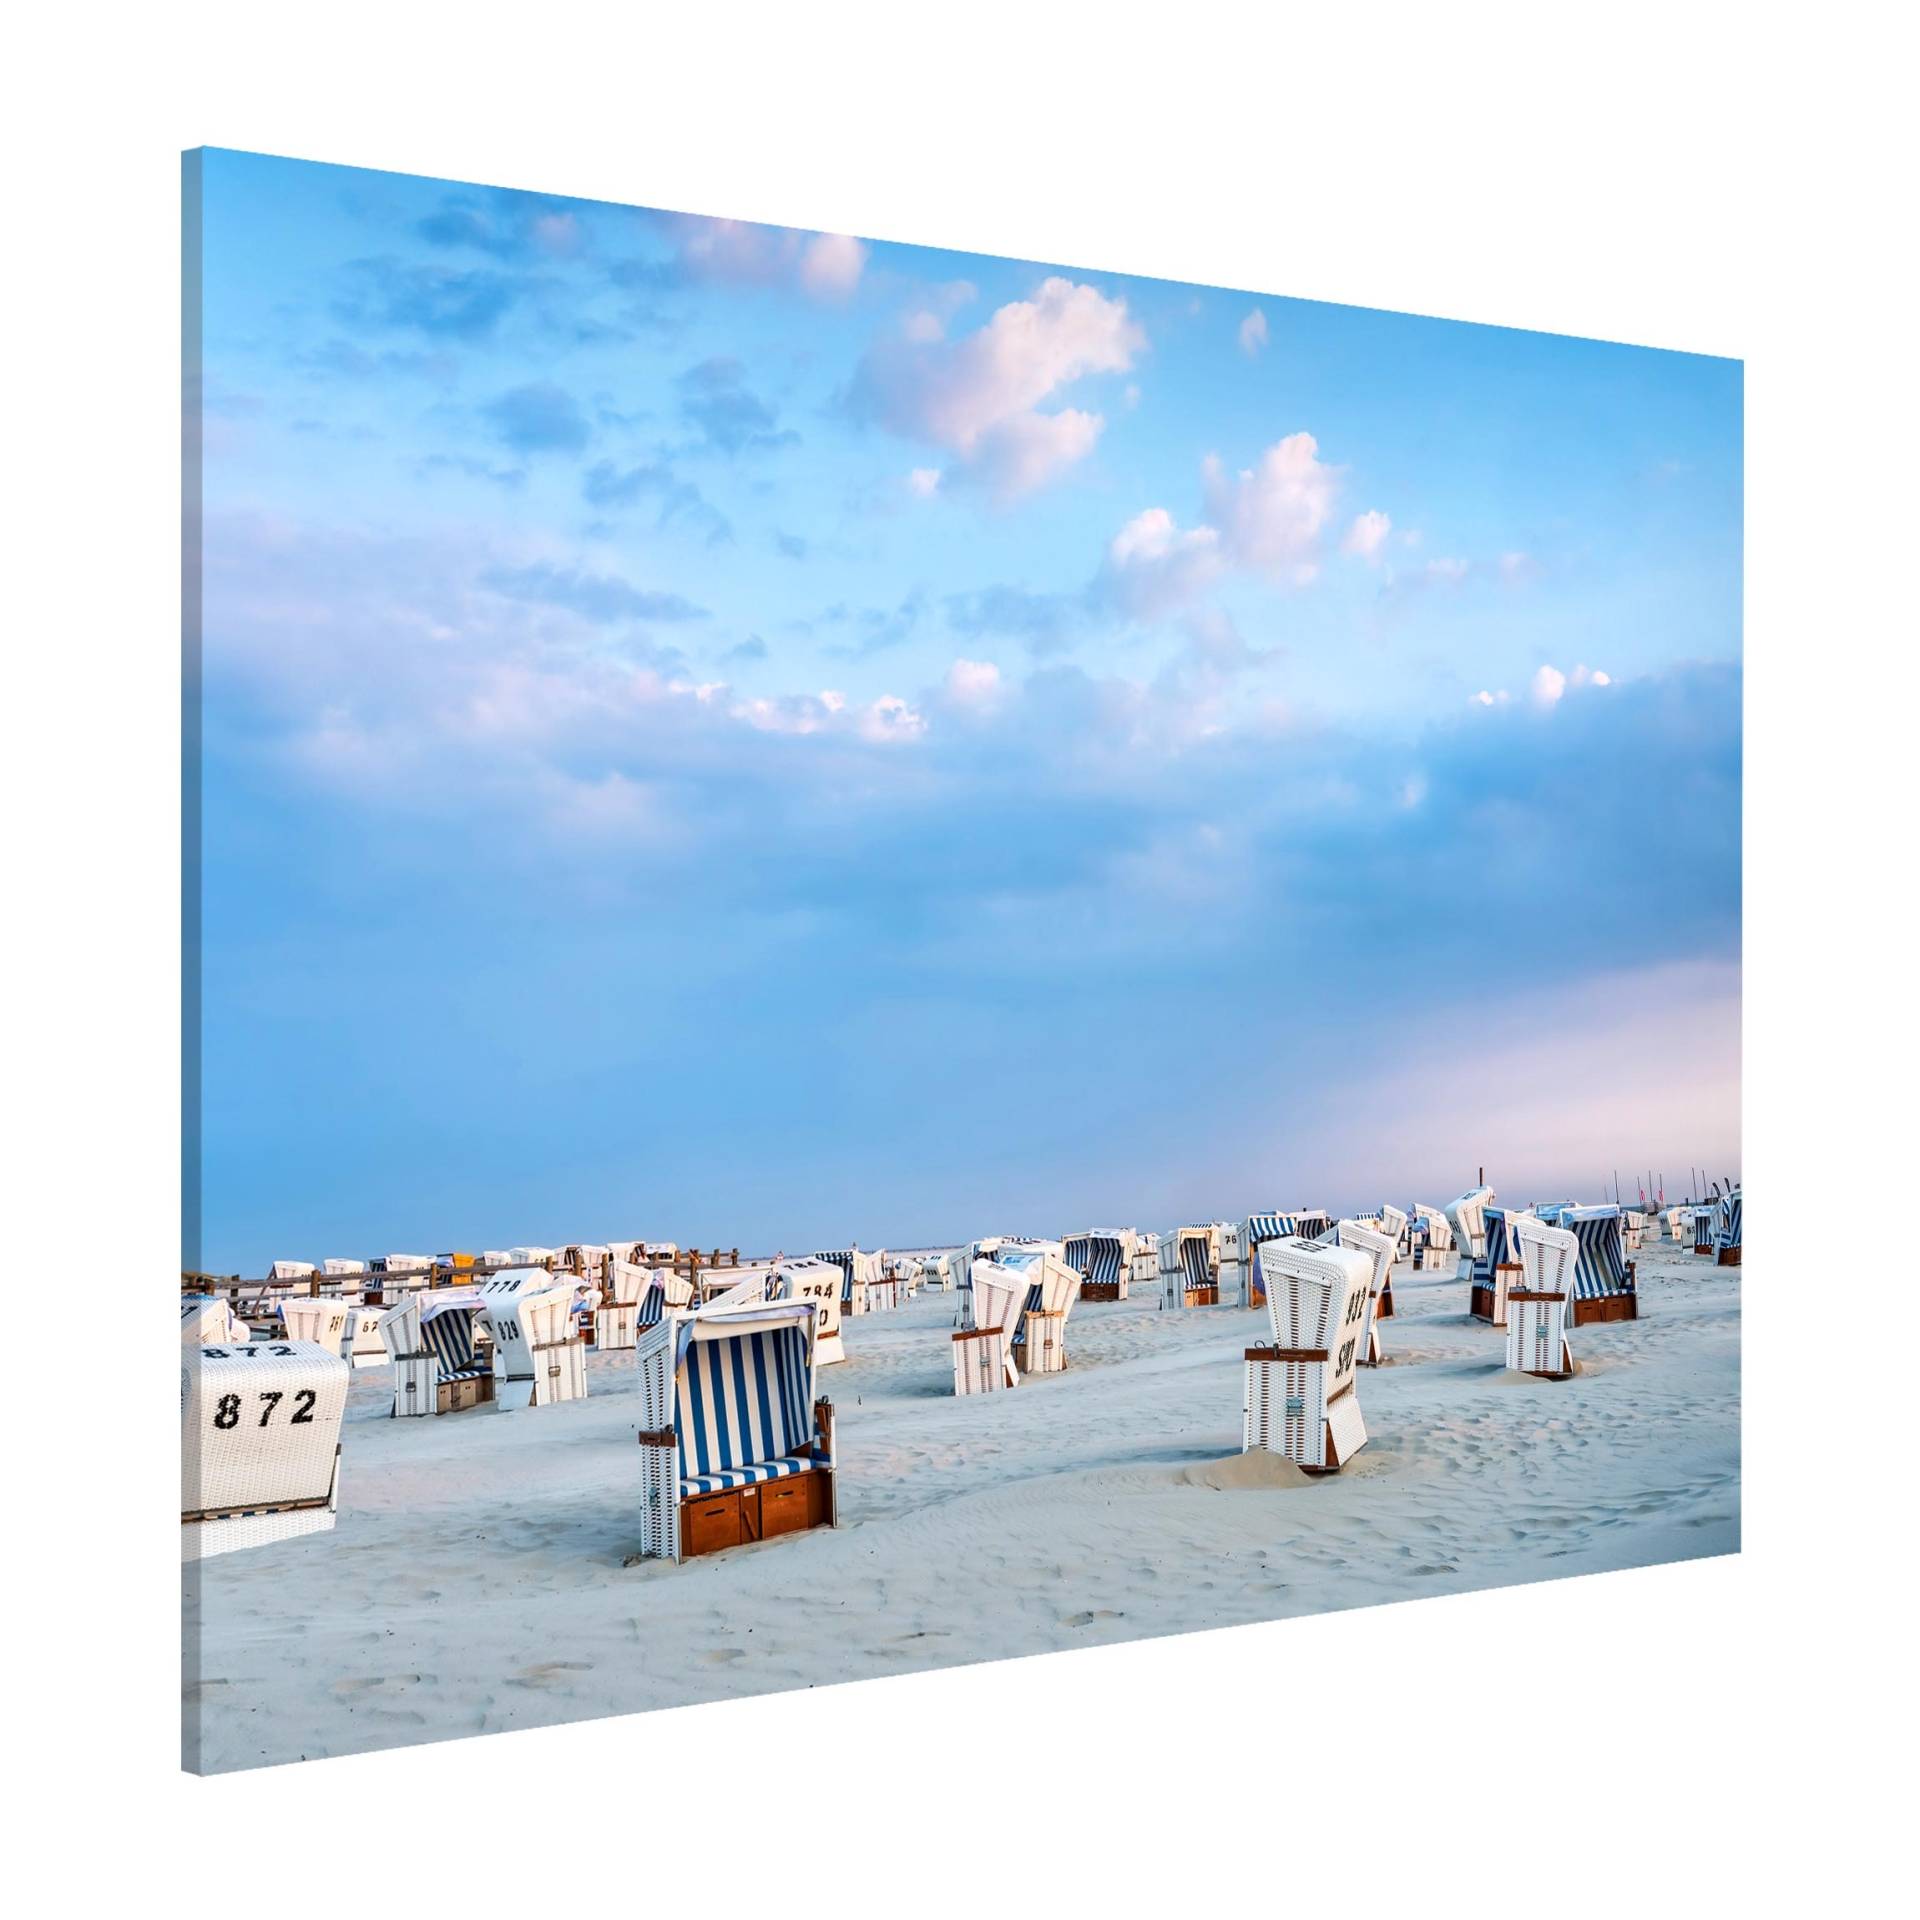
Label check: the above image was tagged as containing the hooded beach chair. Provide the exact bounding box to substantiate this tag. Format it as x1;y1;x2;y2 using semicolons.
1506;1212;1579;1378
1161;1224;1223;1308
593;1255;649;1351
267;1260;316;1283
633;1301;837;1561
997;1248;1079;1374
816;1247;884;1316
342;1303;389;1368
1692;1206;1715;1255
1466;1205;1531;1326
1446;1187;1494;1283
1372;1205;1410;1308
279;1296;350;1352
1714;1188;1743;1265
182;1334;350;1559
1413;1203;1454;1269
953;1262;1025;1393
773;1261;846;1365
1550;1204;1640;1324
1335;1218;1397;1365
1223;1214;1310;1307
477;1269;587;1411
379;1289;494;1416
1064;1229;1133;1302
636;1265;695;1327
1130;1232;1160;1291
182;1295;247;1346
1243;1236;1372;1472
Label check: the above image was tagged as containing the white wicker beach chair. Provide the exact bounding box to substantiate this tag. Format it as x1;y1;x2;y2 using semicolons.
1465;1204;1533;1326
182;1336;349;1559
1413;1203;1454;1268
342;1303;389;1368
998;1248;1079;1375
1243;1236;1372;1472
954;1263;1025;1393
182;1295;247;1346
1445;1187;1494;1283
279;1296;350;1351
1335;1218;1397;1365
634;1302;836;1561
267;1260;316;1283
1506;1212;1579;1378
379;1288;494;1416
477;1269;586;1411
776;1261;846;1365
592;1255;648;1351
1540;1204;1640;1324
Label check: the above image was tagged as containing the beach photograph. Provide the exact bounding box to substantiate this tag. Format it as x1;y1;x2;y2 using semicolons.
180;146;1743;1773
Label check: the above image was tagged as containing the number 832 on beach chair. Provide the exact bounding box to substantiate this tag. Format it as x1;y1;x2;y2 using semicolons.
633;1301;837;1562
182;1338;350;1559
1242;1237;1373;1472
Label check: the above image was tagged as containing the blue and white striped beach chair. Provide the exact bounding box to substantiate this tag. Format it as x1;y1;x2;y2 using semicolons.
1546;1204;1640;1324
379;1290;494;1416
1232;1213;1301;1309
1467;1204;1528;1326
1161;1225;1221;1308
1713;1189;1742;1264
634;1302;837;1561
1065;1230;1131;1301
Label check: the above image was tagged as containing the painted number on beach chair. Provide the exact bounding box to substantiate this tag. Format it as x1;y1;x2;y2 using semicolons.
211;1388;318;1430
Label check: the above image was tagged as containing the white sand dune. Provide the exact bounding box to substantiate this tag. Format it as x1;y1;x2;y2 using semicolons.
183;1245;1740;1771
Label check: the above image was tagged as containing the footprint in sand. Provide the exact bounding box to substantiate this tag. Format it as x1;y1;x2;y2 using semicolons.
703;1647;747;1665
1061;1609;1124;1628
509;1661;591;1689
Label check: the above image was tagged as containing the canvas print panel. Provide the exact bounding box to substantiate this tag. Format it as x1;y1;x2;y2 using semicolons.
182;148;1740;1772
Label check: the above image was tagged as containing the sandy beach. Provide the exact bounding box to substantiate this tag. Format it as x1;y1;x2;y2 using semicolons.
183;1241;1739;1771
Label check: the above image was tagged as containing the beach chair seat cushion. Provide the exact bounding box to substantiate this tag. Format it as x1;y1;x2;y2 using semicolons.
680;1449;820;1499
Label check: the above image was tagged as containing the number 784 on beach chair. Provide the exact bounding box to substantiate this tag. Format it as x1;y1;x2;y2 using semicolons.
633;1301;838;1562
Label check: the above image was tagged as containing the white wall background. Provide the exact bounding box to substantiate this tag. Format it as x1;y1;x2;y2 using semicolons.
6;2;1908;1910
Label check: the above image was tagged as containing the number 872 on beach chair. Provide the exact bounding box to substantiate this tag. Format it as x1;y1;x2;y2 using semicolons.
633;1300;838;1562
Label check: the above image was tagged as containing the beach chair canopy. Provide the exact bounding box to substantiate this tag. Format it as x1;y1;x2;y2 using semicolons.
674;1302;819;1495
267;1260;315;1281
1542;1204;1632;1298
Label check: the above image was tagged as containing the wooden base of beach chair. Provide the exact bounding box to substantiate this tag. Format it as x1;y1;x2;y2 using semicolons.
1375;1282;1395;1320
1080;1281;1123;1302
1179;1284;1219;1308
680;1468;835;1560
1469;1262;1520;1327
1717;1245;1742;1267
1571;1292;1638;1325
440;1370;494;1414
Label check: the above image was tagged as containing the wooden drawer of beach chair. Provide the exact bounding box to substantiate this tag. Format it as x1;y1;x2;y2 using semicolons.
685;1490;745;1557
759;1476;814;1539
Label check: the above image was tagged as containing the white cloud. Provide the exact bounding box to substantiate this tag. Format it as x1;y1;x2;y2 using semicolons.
1532;664;1568;706
1473;688;1512;707
944;658;1004;709
799;231;867;299
1101;432;1343;614
1202;433;1339;582
1100;506;1225;617
907;466;942;497
1238;308;1269;355
858;693;927;742
1342;509;1392;562
854;276;1145;499
1424;556;1469;583
668;216;868;300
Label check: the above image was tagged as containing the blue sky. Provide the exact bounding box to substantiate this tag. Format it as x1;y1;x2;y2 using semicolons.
190;148;1741;1271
